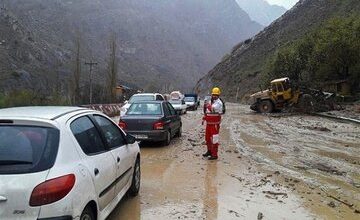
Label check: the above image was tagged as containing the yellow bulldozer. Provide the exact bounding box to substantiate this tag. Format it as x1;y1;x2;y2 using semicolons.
250;77;317;113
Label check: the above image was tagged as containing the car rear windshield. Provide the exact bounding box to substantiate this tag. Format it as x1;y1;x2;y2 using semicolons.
0;126;60;174
127;103;162;115
129;95;155;103
184;97;195;102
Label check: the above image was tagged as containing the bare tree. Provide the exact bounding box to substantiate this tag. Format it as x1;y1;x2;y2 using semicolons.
71;34;82;105
106;33;118;103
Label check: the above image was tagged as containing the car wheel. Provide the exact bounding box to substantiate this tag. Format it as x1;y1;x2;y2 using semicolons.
164;130;171;146
128;158;141;197
80;206;95;220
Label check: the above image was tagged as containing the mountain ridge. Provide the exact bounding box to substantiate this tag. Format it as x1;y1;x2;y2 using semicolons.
195;0;360;101
0;0;262;102
236;0;286;26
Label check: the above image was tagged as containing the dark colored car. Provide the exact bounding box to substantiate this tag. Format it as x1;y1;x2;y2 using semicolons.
119;101;182;145
184;96;198;110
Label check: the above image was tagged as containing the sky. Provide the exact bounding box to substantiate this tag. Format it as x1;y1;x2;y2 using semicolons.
266;0;299;9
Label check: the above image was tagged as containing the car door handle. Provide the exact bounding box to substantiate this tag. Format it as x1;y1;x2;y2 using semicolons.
0;196;7;202
94;168;99;176
117;157;121;163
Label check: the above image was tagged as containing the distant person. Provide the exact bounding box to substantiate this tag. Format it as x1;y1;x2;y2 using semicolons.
202;87;223;160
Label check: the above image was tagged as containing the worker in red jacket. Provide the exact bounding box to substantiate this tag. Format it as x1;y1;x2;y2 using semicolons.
202;87;223;160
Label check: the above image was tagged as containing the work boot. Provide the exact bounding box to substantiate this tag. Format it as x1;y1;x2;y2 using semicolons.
202;151;211;157
208;156;218;160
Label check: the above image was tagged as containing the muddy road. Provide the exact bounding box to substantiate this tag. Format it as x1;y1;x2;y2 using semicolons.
109;103;359;220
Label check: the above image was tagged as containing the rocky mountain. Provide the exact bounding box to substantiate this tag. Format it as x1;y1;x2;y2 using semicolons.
0;0;262;99
236;0;286;26
195;0;360;101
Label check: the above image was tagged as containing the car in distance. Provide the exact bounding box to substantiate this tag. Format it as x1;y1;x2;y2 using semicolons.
169;99;187;115
0;106;140;220
184;96;198;110
120;93;165;117
119;101;182;145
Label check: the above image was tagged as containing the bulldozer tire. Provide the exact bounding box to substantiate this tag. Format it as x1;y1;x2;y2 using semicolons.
258;100;274;113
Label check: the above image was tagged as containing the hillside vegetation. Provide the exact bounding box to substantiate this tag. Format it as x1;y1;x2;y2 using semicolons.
267;16;360;91
196;0;360;101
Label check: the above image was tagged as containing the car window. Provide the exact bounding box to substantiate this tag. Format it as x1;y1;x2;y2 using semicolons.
129;95;155;103
169;100;181;105
94;115;126;149
70;116;106;155
163;103;171;116
184;97;195;102
127;103;162;115
278;83;284;92
167;103;176;115
156;95;164;100
0;125;60;174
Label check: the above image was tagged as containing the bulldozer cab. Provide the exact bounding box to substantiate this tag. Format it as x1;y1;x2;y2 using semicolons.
271;77;292;101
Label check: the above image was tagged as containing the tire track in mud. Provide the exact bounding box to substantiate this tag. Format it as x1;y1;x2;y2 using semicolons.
227;103;360;219
109;108;317;219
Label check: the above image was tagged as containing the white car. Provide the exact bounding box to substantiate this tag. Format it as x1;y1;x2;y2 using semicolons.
169;99;187;114
0;106;140;220
120;93;164;117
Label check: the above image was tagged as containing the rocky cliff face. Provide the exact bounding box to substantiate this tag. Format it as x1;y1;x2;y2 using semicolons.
195;0;360;101
0;0;262;95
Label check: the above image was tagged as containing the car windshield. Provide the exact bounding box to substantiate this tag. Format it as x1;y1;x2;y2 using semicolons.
129;95;155;103
169;100;181;104
184;97;195;102
127;103;162;115
0;125;60;174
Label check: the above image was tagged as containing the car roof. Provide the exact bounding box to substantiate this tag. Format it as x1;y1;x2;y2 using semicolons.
131;100;165;104
132;93;162;96
0;106;90;120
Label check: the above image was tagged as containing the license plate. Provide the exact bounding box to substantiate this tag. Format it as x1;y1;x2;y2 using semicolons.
134;135;148;139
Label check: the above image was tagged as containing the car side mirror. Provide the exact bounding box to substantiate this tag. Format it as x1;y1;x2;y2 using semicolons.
126;134;136;144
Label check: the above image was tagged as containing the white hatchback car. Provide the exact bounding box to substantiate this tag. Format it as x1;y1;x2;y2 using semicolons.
0;107;140;220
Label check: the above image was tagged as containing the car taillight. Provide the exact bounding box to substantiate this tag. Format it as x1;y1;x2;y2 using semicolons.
153;121;164;130
30;174;75;207
119;120;127;130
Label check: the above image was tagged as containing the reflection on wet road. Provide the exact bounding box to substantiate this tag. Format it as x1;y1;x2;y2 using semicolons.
109;104;359;219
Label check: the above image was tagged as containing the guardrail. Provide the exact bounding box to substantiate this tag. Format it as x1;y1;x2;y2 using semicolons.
81;103;123;117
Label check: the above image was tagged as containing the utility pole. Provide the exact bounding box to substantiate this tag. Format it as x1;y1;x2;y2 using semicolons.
85;61;98;104
235;86;240;102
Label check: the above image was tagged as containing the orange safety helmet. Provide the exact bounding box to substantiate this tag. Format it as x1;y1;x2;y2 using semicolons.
211;87;221;96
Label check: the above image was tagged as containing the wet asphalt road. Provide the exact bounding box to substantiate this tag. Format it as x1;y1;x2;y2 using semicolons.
108;103;360;220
